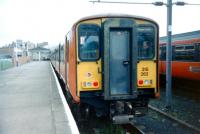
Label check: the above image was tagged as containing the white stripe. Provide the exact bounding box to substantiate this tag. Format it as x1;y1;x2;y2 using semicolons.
50;63;79;134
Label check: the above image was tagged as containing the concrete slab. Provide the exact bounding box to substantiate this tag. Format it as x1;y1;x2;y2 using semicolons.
0;61;79;134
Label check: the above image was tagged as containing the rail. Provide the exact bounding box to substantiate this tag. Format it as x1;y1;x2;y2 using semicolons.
148;104;200;133
121;123;145;134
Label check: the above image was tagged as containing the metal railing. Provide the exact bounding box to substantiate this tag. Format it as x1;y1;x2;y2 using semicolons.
0;59;13;71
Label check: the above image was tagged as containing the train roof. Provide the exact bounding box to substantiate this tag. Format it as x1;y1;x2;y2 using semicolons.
160;30;200;43
74;13;158;26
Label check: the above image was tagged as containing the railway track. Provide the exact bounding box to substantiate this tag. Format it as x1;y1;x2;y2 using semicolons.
160;75;200;100
56;65;199;134
122;123;145;134
76;116;146;134
148;104;200;133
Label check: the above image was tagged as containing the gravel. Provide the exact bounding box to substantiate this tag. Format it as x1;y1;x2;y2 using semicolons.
150;90;200;128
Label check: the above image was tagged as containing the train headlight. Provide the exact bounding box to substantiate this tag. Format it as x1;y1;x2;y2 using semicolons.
144;80;153;86
144;80;149;85
86;82;92;86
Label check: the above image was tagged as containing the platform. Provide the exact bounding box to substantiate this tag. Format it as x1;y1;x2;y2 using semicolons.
0;61;79;134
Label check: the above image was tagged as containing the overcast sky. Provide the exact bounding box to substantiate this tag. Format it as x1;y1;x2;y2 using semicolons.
0;0;199;47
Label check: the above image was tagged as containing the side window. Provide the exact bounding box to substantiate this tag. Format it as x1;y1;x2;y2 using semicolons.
174;44;195;61
196;43;200;61
78;24;100;61
159;45;166;60
137;26;155;59
66;40;69;62
65;35;70;63
57;51;59;61
60;48;63;62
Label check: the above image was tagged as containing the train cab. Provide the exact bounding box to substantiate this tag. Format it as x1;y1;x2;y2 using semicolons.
65;14;159;123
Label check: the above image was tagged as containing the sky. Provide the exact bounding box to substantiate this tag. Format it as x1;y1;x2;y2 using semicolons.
0;0;199;48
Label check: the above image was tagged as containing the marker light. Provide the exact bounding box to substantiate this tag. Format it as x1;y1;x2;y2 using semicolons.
93;81;99;87
138;80;143;85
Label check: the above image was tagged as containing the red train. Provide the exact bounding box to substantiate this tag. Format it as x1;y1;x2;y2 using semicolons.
159;30;200;81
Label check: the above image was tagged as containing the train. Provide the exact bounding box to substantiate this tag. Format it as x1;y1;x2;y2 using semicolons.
51;14;160;124
159;30;200;81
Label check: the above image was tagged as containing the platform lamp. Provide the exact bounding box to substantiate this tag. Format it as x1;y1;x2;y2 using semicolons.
153;1;189;109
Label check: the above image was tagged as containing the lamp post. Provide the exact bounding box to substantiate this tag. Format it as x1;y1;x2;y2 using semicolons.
15;44;19;67
153;0;173;109
152;0;173;111
155;1;188;109
166;0;172;109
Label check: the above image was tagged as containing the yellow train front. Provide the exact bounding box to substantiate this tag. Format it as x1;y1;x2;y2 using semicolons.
66;14;159;123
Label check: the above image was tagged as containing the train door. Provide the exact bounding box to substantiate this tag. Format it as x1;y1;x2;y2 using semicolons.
109;29;130;95
103;18;137;100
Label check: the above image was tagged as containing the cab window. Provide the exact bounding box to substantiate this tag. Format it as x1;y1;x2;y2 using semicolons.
78;24;100;61
137;26;155;59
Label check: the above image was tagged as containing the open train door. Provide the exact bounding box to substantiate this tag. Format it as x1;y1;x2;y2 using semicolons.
103;18;138;100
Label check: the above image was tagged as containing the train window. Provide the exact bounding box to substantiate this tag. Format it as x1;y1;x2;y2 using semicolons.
137;26;155;59
176;46;184;50
78;24;100;61
174;44;195;61
60;48;64;62
196;43;200;61
66;40;69;62
185;45;194;50
160;46;166;60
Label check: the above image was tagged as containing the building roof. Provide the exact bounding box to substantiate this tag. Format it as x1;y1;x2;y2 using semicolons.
29;47;50;52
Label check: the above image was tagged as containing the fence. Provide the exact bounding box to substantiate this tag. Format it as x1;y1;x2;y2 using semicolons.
0;58;13;71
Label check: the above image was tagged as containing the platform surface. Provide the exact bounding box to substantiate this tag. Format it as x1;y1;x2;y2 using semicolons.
0;61;78;134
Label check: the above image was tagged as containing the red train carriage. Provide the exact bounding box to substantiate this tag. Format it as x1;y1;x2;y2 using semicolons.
159;30;200;81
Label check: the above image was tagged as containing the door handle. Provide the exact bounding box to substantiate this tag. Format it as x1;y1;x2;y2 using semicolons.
98;67;102;73
123;60;130;65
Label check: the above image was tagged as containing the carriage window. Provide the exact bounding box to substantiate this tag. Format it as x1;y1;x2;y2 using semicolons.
185;45;194;50
174;44;195;61
160;45;166;60
176;46;184;50
196;43;200;61
137;26;155;59
78;24;100;61
60;47;64;62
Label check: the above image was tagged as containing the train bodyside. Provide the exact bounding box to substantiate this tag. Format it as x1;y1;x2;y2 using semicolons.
50;45;66;83
159;35;200;81
65;14;160;122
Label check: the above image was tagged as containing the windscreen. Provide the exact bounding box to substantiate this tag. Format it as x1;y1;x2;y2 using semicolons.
78;24;100;61
137;26;156;59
